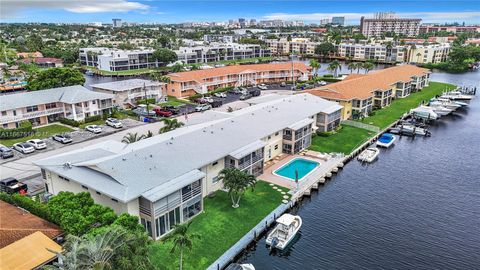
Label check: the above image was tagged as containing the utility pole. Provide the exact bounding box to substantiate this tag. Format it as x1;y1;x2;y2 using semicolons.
291;54;296;90
144;82;149;117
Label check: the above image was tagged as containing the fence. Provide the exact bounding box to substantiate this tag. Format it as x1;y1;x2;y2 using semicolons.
341;120;380;132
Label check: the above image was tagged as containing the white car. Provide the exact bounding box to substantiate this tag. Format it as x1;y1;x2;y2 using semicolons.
318;80;327;86
195;103;212;112
203;96;214;103
13;142;35;154
214;92;227;98
105;118;123;128
85;125;102;134
52;134;73;144
26;139;47;150
257;84;268;90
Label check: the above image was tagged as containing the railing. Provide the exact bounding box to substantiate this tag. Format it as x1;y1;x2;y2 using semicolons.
182;186;202;202
0;107;64;124
139;205;152;216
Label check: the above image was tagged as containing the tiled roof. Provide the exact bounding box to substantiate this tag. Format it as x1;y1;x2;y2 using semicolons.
307;65;430;101
0;201;62;248
168;62;310;83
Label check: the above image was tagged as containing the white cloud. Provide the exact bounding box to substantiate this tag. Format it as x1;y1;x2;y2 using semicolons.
1;0;149;18
263;11;480;24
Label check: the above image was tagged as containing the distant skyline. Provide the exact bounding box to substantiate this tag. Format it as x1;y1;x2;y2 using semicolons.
2;0;480;25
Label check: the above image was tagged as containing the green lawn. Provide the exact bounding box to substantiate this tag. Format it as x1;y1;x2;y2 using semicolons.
360;82;456;129
160;96;193;107
149;181;285;270
0;124;74;146
309;126;376;154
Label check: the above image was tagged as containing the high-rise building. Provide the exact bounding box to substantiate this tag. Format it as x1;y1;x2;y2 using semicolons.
360;13;421;37
332;17;345;26
112;18;122;28
250;19;257;26
320;19;331;25
238;18;246;28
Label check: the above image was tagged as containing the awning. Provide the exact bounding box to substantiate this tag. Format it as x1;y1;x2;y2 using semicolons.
287;118;314;131
228;140;266;160
142;169;206;202
0;232;62;270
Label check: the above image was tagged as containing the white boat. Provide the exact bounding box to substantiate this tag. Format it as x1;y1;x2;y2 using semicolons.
226;263;256;270
427;104;453;116
376;133;396;148
429;100;461;111
357;147;380;163
397;124;430;136
433;97;469;107
266;214;302;250
410;106;439;120
441;91;474;101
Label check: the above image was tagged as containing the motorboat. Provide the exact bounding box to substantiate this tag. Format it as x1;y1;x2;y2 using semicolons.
440;91;474;101
410;106;439;120
376;133;396;148
266;214;302;250
226;263;256;270
357;147;380;163
394;124;431;136
432;97;469;107
429;100;461;111
427;104;453;116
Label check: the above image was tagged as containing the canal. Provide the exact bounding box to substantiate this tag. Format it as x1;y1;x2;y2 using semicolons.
235;70;480;269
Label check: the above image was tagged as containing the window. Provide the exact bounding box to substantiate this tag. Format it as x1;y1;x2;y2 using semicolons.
26;106;38;113
212;176;219;183
59;176;69;182
82;185;88;190
1;111;6;116
267;136;271;140
274;144;278;150
13;110;16;116
212;161;218;166
275;132;279;136
96;191;102;195
111;198;118;202
45;103;57;109
92;100;96;105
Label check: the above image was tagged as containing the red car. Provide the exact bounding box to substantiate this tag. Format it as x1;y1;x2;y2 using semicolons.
153;107;173;117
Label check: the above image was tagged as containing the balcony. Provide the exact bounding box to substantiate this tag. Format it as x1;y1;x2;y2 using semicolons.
0;107;64;124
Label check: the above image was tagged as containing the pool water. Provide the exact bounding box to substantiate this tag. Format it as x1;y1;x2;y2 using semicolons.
274;158;319;181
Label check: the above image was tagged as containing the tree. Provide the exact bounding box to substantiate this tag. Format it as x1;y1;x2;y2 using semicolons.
159;118;184;134
218;168;257;208
122;132;146;144
327;60;342;77
309;59;320;77
362;62;375;74
144;130;154;138
347;62;357;74
27;68;85;91
314;42;337;59
152;48;178;66
165;221;201;270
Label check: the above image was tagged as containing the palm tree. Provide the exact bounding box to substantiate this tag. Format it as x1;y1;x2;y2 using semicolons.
362;62;375;74
327;60;342;78
159;118;184;134
218;168;257;208
122;132;145;144
144;130;154;138
309;59;320;77
347;62;357;74
165;222;201;270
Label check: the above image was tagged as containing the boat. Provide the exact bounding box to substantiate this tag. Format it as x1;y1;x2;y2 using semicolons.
427;104;453;116
429;100;461;111
266;214;302;250
392;124;431;136
226;263;256;270
440;91;474;101
410;106;439;120
357;147;380;163
376;133;396;148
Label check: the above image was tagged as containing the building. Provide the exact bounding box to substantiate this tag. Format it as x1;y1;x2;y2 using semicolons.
336;42;407;63
239;18;246;28
320;19;331;25
332;16;345;26
35;93;342;240
112;18;122;27
91;79;165;108
420;25;480;34
266;38;320;55
406;44;451;64
16;52;43;59
175;43;271;64
0;85;114;128
18;57;64;68
166;62;311;97
306;65;430;119
79;48;157;72
360;13;421;37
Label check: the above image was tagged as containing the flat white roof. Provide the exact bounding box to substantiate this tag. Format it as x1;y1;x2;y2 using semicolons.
91;79;163;92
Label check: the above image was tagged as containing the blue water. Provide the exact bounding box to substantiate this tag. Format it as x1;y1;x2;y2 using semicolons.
274;158;319;181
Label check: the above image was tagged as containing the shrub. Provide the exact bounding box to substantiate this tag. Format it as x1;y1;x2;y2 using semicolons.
84;115;101;123
0;121;34;139
324;74;334;78
136;98;156;105
59;117;80;127
0;192;51;221
316;130;335;137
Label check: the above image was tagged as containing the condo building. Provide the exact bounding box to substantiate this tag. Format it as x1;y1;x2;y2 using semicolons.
265;38;319;55
175;43;271;64
336;43;407;63
360;13;421;37
406;44;451;64
166;62;311;97
306;65;430;119
79;48;157;72
0;85;114;128
35;94;342;240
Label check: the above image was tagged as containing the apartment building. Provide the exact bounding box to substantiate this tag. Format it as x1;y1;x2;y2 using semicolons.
0;85;114;128
306;65;430;119
336;43;407;63
35;94;342;240
166;62;311;97
175;43;271;64
266;38;319;55
91;79;165;108
79;48;157;72
360;15;421;37
18;57;64;68
406;44;451;64
420;25;480;34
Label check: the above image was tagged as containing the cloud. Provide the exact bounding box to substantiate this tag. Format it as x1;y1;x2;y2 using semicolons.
263;11;480;24
1;0;149;18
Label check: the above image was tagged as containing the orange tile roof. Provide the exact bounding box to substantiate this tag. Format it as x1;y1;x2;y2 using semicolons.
307;65;430;101
0;200;62;248
343;74;367;81
168;62;310;83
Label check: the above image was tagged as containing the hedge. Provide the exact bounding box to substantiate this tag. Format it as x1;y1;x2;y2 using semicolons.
59;117;80;127
0;192;52;222
136;98;156;105
84;115;101;123
0;121;34;139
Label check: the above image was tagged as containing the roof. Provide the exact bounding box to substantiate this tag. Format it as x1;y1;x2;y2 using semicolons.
276;213;296;225
306;65;430;101
288;118;314;130
0;85;113;111
19;57;63;64
91;79;164;92
36;93;341;203
0;201;63;248
228;140;266;159
168;62;310;83
0;232;62;270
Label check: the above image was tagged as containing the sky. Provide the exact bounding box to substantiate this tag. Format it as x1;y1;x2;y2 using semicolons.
1;0;480;24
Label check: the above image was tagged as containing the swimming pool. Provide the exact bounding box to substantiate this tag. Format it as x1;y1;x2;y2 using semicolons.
273;158;319;181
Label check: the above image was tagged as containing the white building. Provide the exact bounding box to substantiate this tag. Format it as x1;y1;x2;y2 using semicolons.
266;38;320;55
336;43;407;63
35;93;342;239
175;43;271;64
406;44;451;64
360;14;421;37
79;48;157;72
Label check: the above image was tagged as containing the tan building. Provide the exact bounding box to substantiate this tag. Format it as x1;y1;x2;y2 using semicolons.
266;38;319;55
360;14;421;37
406;44;451;64
166;62;311;98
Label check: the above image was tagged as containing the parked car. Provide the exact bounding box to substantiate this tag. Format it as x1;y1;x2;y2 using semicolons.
26;139;47;150
214;92;227;98
239;93;253;100
203;96;214;103
211;100;223;108
229;88;242;95
280;82;287;87
153;107;173;117
52;134;73;144
249;89;261;97
195;103;212;112
13;142;35;154
105;118;123;128
257;84;268;90
0;145;14;159
318;80;327;86
85;125;102;134
163;105;180;114
0;177;28;194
